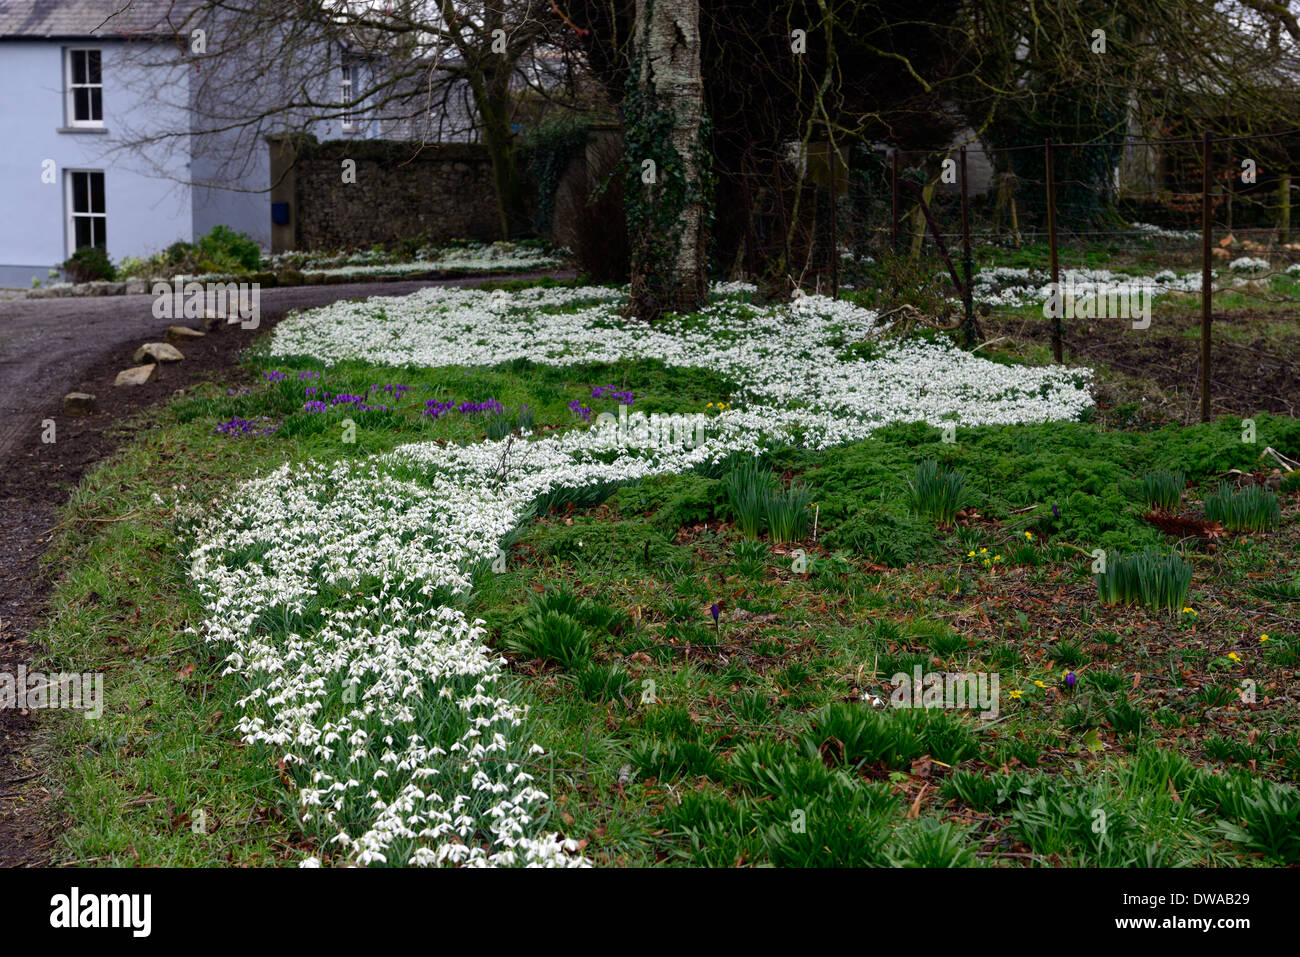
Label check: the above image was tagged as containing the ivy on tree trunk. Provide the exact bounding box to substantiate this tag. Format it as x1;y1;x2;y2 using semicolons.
624;0;712;322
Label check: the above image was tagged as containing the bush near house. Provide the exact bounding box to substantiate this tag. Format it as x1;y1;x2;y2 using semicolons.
60;246;116;283
115;225;266;280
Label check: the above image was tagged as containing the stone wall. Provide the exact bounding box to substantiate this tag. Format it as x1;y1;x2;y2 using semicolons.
286;139;515;250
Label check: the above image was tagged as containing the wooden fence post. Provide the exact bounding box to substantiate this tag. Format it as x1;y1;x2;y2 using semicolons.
1201;131;1213;423
1045;138;1062;363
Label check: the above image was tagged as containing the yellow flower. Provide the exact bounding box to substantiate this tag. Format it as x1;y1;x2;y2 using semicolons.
1181;607;1197;616
979;548;987;554
1228;652;1241;662
1259;634;1270;643
1008;690;1023;700
1024;531;1034;540
994;554;1002;562
968;550;976;557
1034;680;1046;688
706;402;714;408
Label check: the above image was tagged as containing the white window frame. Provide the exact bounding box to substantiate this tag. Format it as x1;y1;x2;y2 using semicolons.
65;169;107;256
340;59;359;132
65;47;104;127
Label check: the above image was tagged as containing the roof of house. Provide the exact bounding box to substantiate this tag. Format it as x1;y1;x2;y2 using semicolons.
0;0;197;39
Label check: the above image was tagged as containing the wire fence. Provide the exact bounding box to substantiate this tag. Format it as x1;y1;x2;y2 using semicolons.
777;128;1300;421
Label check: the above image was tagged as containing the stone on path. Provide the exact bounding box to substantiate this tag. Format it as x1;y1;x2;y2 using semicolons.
63;392;97;415
133;342;184;363
165;325;205;343
114;364;157;387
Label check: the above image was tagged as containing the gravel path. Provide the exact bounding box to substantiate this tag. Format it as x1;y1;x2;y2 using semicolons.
0;273;572;470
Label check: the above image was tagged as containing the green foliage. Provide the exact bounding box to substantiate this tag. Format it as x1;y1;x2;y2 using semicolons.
800;703;977;770
573;663;635;703
804;416;1300;552
61;246;115;282
632;739;720;781
723;457;773;538
1139;470;1185;510
525;114;594;235
1203;482;1281;532
1217;782;1300;863
764;482;811;543
197;225;262;272
887;819;977;867
731;538;768;577
942;770;1034;811
906;460;969;525
1095;549;1192;614
504;610;593;669
823;506;938;568
485;404;535;440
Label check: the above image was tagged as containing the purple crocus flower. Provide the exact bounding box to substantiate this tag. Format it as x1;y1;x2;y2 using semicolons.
216;415;278;437
424;400;455;420
1065;672;1077;689
458;399;505;416
591;384;643;406
711;602;720;622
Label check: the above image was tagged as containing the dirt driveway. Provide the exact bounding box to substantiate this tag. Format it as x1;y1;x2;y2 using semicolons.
0;271;572;866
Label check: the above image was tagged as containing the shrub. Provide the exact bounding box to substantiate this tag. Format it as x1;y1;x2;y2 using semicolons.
61;246;115;282
1095;548;1192;614
197;225;263;272
1203;482;1281;531
906;460;969;526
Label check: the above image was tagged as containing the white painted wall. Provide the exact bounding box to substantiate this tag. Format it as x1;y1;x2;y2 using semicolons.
0;40;193;285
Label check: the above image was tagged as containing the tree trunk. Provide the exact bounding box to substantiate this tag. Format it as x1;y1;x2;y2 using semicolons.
472;68;529;241
626;0;708;321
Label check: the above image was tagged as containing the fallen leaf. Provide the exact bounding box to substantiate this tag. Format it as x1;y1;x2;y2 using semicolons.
908;784;929;819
